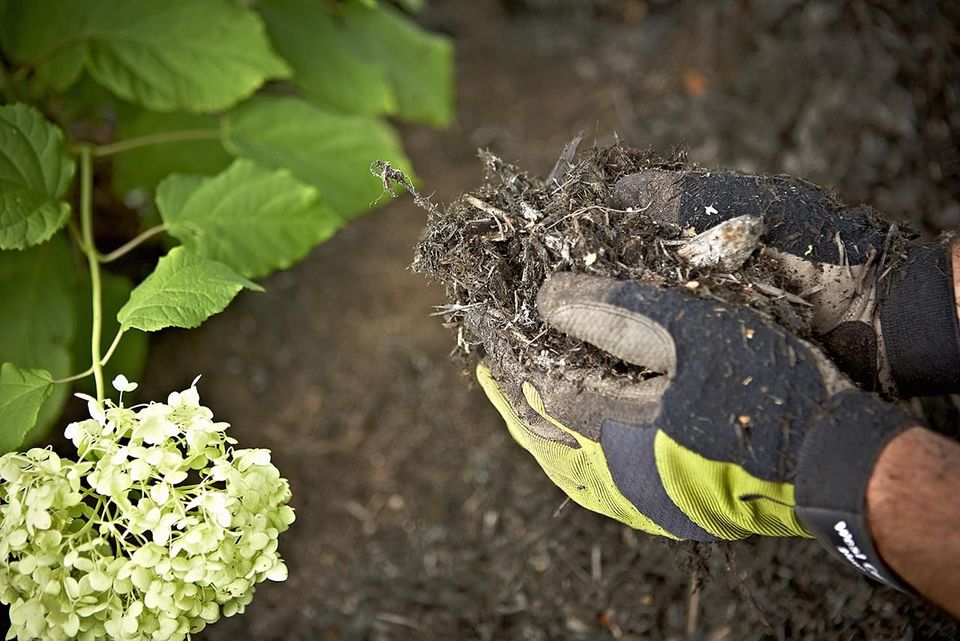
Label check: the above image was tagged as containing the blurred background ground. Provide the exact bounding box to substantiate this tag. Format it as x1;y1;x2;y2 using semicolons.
136;1;958;639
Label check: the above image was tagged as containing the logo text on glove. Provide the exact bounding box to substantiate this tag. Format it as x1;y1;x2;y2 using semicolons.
834;520;882;581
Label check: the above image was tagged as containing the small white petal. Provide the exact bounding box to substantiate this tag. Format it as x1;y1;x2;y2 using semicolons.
111;375;138;393
75;393;107;426
181;387;200;406
150;483;170;505
215;509;232;528
168;376;202;407
165;470;188;485
249;449;271;466
203;494;232;528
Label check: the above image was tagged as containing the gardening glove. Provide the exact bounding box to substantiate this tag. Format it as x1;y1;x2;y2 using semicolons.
614;169;960;397
477;273;916;591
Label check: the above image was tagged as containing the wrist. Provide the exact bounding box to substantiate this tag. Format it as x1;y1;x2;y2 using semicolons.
867;427;960;615
794;390;914;591
878;241;960;396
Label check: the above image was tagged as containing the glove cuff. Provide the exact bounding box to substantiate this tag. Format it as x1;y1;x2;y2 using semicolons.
795;390;914;593
879;243;960;396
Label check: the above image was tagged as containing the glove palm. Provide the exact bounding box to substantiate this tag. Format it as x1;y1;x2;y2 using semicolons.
478;273;851;541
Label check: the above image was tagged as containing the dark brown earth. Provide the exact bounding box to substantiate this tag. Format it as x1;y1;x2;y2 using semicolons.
136;1;960;639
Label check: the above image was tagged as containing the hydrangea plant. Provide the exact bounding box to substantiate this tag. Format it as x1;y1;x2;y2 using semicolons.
0;0;453;451
0;1;453;637
0;376;294;640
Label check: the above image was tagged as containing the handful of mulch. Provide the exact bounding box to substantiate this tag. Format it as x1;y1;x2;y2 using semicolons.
393;138;891;378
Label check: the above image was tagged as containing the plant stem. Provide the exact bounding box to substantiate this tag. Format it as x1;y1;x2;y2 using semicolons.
53;366;95;385
66;218;88;254
92;129;221;157
101;328;124;366
52;329;124;385
98;224;167;263
79;146;105;404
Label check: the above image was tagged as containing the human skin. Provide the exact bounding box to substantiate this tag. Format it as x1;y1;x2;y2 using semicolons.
865;241;960;618
867;427;960;617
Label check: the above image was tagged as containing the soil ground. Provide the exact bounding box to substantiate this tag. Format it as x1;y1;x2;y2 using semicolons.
135;1;958;639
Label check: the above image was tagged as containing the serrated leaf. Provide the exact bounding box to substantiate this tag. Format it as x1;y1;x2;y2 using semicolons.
72;272;148;398
257;0;451;125
0;364;54;453
158;159;340;279
3;0;289;113
82;0;290;112
258;0;397;117
113;111;231;197
118;247;261;332
225;96;414;218
0;234;77;443
0;104;76;250
339;3;453;126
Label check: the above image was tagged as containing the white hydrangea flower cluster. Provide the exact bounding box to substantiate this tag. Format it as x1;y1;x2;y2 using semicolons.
0;376;295;641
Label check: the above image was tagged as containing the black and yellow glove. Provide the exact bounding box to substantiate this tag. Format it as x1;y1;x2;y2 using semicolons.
614;168;960;397
478;273;915;590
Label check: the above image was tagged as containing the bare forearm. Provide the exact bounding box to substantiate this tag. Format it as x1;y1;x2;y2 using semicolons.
867;426;960;616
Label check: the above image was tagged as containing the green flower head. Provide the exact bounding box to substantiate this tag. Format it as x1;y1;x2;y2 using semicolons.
0;376;295;641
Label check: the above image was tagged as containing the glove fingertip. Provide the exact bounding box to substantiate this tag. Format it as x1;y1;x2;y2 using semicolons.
537;274;675;373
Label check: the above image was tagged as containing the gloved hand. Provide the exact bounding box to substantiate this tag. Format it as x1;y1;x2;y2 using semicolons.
613;169;960;397
477;273;915;591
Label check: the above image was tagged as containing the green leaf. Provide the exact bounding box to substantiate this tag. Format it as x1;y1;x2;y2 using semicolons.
257;0;452;125
71;272;148;398
82;0;290;112
0;364;54;453
225;96;414;218
258;0;397;117
154;175;205;219
3;0;289;113
0;0;86;92
395;0;427;12
158;159;340;279
0;104;76;250
339;3;453;126
0;234;77;442
33;49;85;94
117;247;261;332
112;111;231;197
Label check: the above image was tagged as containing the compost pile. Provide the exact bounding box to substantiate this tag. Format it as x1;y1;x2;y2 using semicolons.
414;139;821;375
